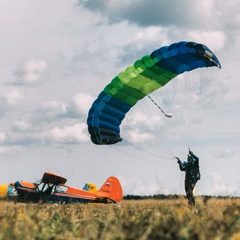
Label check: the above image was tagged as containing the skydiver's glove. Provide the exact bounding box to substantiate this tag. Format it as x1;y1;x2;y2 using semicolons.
175;157;181;164
189;150;193;155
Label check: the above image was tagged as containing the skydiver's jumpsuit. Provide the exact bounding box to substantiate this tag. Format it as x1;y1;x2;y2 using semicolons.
178;153;200;205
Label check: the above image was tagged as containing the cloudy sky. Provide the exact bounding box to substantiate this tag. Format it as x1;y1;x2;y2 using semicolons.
0;0;239;196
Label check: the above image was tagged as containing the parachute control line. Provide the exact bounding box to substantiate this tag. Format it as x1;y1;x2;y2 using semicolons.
147;95;172;118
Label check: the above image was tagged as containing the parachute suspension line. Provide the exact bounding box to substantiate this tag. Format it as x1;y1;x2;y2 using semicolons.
143;95;178;157
121;70;219;161
116;138;173;161
184;71;193;147
185;68;204;147
185;69;205;147
121;93;177;159
153;87;173;117
187;68;218;147
172;67;217;149
124;125;168;158
169;70;203;149
145;83;190;157
123;107;174;159
110;144;175;163
172;77;190;147
150;85;192;157
149;71;206;153
179;69;205;148
187;69;206;146
148;88;185;156
147;95;172;118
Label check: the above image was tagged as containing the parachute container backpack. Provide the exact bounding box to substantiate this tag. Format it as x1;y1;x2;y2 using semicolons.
87;41;221;145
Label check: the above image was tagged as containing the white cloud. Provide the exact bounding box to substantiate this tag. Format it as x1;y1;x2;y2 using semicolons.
125;129;154;144
14;58;47;84
69;92;95;117
0;146;22;154
33;100;68;123
39;123;89;144
214;148;237;159
5;88;24;105
40;100;67;118
119;176;168;195
125;111;162;129
126;26;169;49
79;0;223;29
121;110;164;143
13;114;31;131
206;172;238;196
0;132;6;142
215;1;240;29
187;30;226;51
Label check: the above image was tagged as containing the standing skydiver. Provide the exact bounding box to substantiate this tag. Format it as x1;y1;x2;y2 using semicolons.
176;150;201;206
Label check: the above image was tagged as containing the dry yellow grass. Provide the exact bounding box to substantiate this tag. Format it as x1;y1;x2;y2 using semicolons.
0;197;239;240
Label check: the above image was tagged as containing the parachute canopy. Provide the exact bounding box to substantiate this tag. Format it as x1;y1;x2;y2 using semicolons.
87;41;221;145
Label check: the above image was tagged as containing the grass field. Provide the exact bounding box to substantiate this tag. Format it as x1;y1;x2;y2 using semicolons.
0;197;239;240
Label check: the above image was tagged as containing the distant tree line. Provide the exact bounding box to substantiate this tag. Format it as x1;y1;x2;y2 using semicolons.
123;194;240;200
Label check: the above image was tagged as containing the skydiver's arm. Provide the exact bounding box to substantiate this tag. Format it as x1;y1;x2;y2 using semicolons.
179;163;185;171
176;157;185;171
189;151;199;166
189;151;199;161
